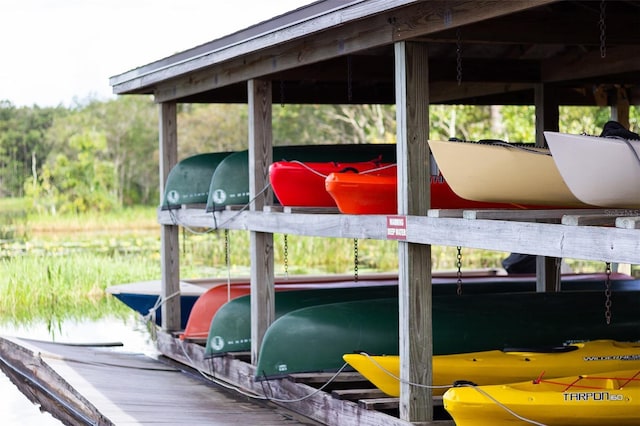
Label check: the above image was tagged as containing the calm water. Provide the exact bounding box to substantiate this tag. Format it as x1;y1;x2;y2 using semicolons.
0;314;157;425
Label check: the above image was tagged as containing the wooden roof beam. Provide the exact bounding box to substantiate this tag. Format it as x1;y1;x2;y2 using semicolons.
112;1;554;101
542;45;640;83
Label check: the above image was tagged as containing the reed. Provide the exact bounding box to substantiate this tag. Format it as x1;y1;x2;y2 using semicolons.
0;203;629;328
0;252;161;328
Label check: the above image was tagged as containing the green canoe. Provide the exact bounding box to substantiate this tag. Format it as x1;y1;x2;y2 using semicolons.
161;152;234;209
255;290;640;379
205;282;399;356
205;143;396;211
205;274;640;357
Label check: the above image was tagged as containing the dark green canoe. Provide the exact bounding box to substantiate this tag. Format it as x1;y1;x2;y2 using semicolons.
161;152;234;210
205;274;640;357
205;144;396;211
255;290;640;379
205;283;399;356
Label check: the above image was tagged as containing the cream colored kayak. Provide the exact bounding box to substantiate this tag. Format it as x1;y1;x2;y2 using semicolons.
343;339;640;397
443;368;640;425
545;131;640;208
428;139;588;207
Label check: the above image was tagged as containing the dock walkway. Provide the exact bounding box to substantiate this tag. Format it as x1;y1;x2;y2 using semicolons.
0;336;318;425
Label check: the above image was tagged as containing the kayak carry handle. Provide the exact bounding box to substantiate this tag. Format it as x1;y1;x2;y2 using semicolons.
502;345;579;354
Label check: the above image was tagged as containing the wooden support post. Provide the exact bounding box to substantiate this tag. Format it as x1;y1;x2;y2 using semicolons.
159;102;181;332
395;41;432;423
610;87;630;129
536;256;561;292
248;79;275;365
534;83;559;148
534;83;561;292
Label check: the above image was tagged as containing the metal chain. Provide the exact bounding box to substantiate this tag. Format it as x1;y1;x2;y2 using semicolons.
599;0;607;58
283;234;289;278
604;261;612;324
347;55;353;102
456;246;463;295
353;238;359;282
224;229;230;270
456;29;463;86
182;226;186;255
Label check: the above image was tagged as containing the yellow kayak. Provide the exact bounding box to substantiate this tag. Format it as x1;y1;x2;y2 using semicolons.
343;340;640;397
443;369;640;425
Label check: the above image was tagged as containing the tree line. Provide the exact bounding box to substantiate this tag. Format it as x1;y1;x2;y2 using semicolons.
0;96;634;215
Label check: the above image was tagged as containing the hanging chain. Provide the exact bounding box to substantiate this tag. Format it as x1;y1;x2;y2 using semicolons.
224;229;230;269
283;234;289;278
599;0;607;58
604;261;612;325
347;55;353;102
456;246;463;295
456;29;463;86
353;238;359;282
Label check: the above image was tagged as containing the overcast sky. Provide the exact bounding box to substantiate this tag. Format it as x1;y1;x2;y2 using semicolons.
0;0;315;107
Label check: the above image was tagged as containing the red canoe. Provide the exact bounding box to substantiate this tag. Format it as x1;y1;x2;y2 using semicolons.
269;159;395;207
324;168;531;214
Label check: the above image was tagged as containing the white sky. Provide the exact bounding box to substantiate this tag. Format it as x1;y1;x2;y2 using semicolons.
0;0;316;107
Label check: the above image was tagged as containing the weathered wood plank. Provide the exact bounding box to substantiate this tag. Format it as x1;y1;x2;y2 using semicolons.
248;79;275;366
427;209;465;218
1;337;315;426
463;208;617;222
562;214;620;227
159;102;181;332
158;208;640;264
359;397;400;410
396;40;433;423
283;206;341;214
136;1;554;103
155;331;446;425
288;372;369;384
332;389;387;400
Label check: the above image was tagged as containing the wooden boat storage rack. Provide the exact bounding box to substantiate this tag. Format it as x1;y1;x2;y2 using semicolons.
161;329;453;426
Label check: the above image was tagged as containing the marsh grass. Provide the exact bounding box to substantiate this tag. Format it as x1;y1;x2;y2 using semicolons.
0;253;161;329
0;201;627;328
22;206;158;235
179;230;511;276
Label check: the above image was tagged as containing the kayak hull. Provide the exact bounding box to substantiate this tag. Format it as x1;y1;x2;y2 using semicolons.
256;290;640;379
443;369;640;425
427;139;587;207
545;131;640;208
206;144;396;211
324;172;544;214
206;273;639;356
161;152;233;209
269;160;394;208
344;339;640;397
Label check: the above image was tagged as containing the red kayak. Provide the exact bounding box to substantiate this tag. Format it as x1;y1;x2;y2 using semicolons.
269;159;395;207
325;167;545;214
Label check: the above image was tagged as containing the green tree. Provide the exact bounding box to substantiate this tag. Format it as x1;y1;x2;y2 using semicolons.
26;129;118;214
177;104;248;155
43;96;158;206
0;100;67;197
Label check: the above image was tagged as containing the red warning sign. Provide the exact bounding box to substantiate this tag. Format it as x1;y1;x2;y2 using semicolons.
386;215;406;240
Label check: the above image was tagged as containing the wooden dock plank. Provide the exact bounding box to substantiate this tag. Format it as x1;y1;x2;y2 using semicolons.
0;336;318;425
561;214;618;226
156;329;454;425
331;388;387;400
